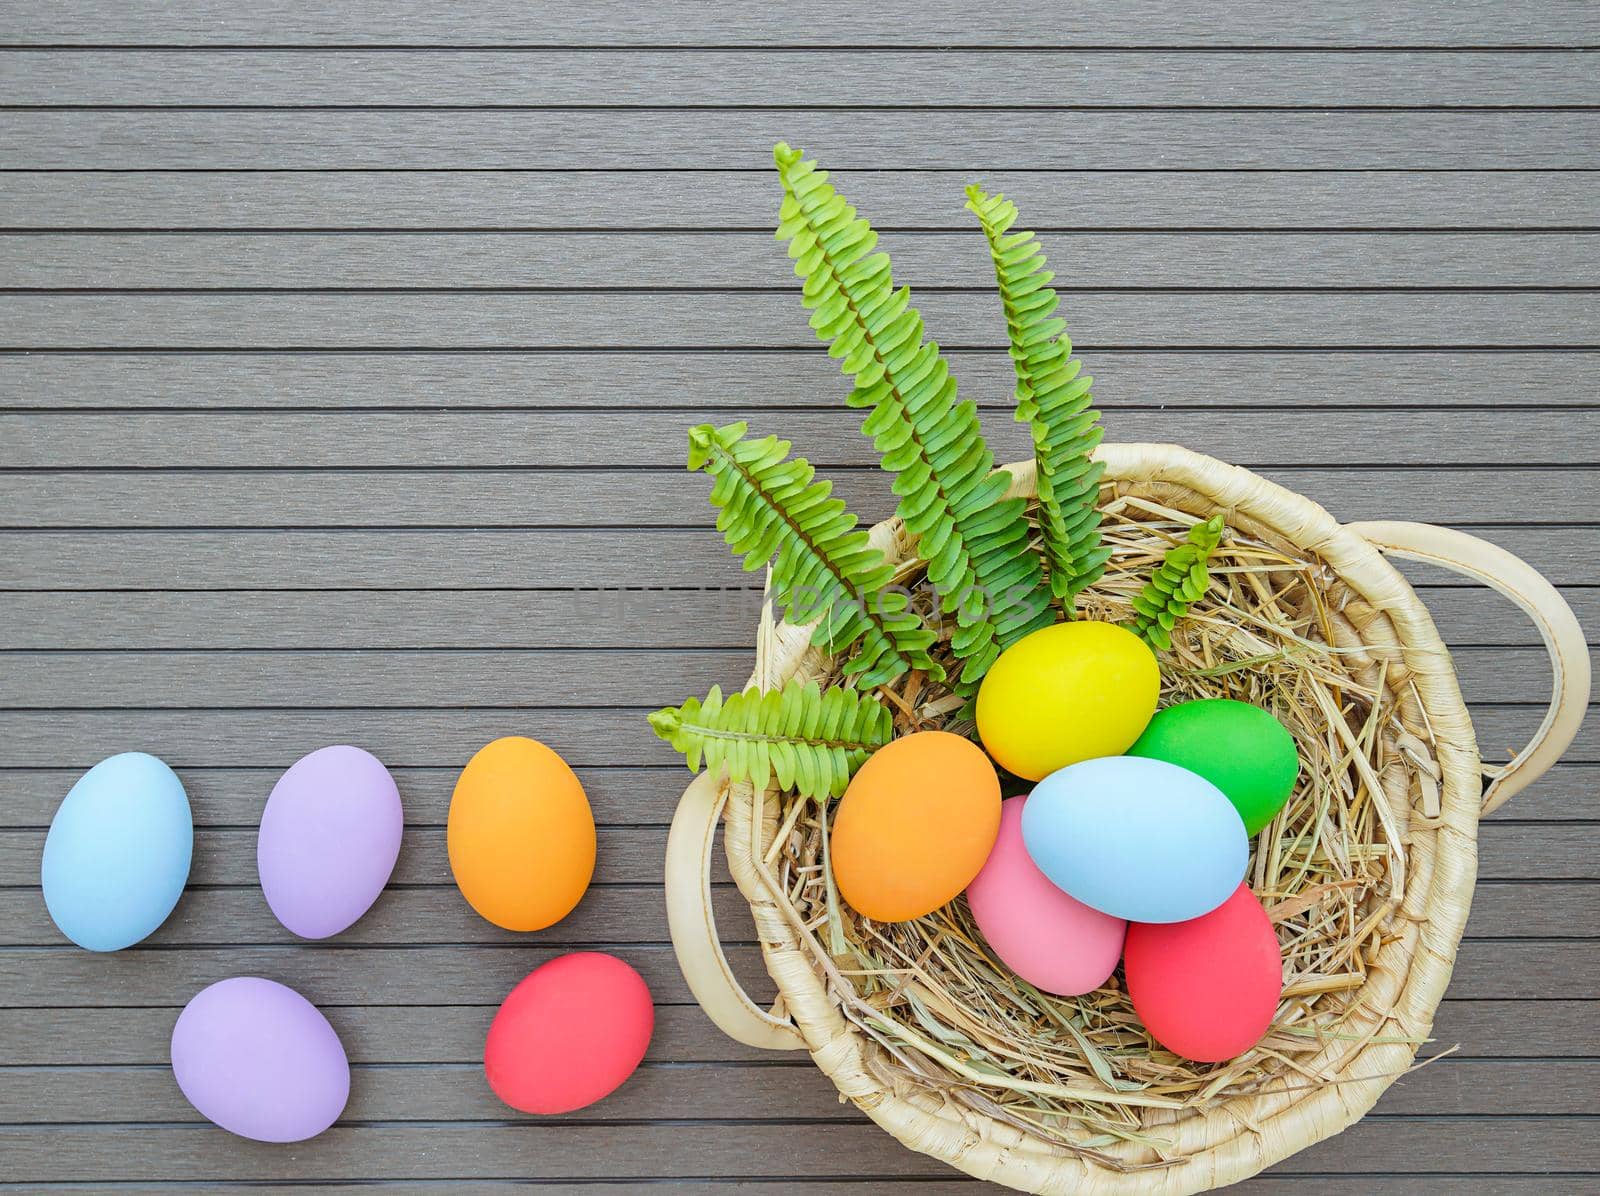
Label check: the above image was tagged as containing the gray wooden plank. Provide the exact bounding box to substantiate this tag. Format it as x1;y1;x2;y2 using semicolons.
4;1056;1594;1127
0;1061;861;1126
8;412;1597;470
6;292;1598;350
3;1;1592;48
8;1184;1585;1196
1345;998;1600;1060
0;704;1584;770
5;351;1596;411
6;111;1595;170
3;999;1588;1067
8;171;1597;232
1411;649;1588;707
0;590;776;649
0;646;1581;708
17;49;1600;109
3;527;1592;592
13;231;1600;289
1415;586;1600;649
5;584;1590;651
5;50;1597;107
0;1004;780;1065
0;646;756;707
0;871;1588;947
0;1116;1593;1182
0;709;734;768
0;881;722;945
0;591;776;650
0;529;742;589
0;944;756;1008
7;1185;1592;1196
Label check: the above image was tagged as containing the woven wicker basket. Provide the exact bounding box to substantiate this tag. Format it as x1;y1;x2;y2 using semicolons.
665;442;1588;1194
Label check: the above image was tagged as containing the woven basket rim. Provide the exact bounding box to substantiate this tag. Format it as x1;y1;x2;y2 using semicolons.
717;441;1484;1196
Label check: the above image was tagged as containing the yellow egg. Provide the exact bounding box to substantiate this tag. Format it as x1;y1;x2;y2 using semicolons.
448;736;596;931
830;731;1001;922
976;621;1159;781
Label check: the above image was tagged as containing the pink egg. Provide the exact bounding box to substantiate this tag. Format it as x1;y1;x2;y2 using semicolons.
966;795;1126;995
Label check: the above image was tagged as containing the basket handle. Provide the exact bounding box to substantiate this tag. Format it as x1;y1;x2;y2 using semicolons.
664;770;808;1050
1349;520;1590;814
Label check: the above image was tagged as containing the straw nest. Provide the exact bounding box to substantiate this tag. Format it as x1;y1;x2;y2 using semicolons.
746;476;1446;1171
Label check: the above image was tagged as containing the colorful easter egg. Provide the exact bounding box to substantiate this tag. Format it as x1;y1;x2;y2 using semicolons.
830;731;1002;922
1021;756;1248;923
1124;882;1284;1062
485;952;654;1114
257;745;403;939
171;977;349;1142
1129;699;1300;835
41;752;192;951
448;736;596;931
966;796;1125;995
976;621;1160;781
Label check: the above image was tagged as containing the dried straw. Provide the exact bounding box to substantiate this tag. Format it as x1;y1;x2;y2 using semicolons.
709;447;1485;1192
756;491;1415;1158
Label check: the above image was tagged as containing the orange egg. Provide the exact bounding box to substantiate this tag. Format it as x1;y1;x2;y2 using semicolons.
448;736;595;931
830;731;1001;922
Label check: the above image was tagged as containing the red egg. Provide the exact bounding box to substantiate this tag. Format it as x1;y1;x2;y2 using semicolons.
1123;882;1283;1063
484;952;654;1114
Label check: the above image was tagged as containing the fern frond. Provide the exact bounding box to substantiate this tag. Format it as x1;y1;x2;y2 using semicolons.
1128;515;1226;651
648;680;894;800
965;185;1110;613
688;420;940;688
773;143;1051;688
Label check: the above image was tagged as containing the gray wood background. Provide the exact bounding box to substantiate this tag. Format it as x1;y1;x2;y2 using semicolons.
1;3;1596;1191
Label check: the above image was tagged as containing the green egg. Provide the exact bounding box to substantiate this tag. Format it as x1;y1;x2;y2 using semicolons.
1127;699;1299;836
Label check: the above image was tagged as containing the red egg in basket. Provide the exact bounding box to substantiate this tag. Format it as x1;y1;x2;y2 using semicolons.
1124;882;1283;1063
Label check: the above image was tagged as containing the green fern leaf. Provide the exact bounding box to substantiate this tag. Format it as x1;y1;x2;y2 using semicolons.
688;419;941;687
648;680;894;799
965;185;1110;613
1128;515;1226;652
773;144;1052;688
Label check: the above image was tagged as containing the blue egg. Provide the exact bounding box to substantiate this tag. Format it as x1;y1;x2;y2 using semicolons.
41;752;193;951
1020;756;1247;924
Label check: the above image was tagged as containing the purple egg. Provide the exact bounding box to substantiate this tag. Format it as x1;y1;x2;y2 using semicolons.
171;977;349;1142
258;745;402;939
